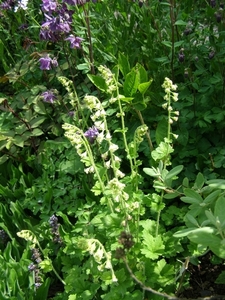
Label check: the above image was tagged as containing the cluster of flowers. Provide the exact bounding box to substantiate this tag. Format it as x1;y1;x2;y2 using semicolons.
0;0;28;11
49;214;63;244
40;0;83;47
28;248;43;289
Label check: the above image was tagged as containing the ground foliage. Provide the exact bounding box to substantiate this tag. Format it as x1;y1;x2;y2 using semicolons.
0;0;225;299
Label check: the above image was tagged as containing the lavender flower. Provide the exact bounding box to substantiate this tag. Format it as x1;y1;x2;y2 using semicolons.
84;126;99;144
49;215;63;244
41;90;57;103
41;0;58;13
31;248;42;264
39;55;58;70
28;263;37;272
0;0;14;10
68;111;75;117
65;34;83;48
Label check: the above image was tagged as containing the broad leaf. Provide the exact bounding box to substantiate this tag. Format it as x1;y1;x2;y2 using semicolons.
87;74;107;92
123;68;140;97
138;79;153;95
207;179;225;189
164;165;183;181
141;231;165;260
214;196;225;224
118;52;130;77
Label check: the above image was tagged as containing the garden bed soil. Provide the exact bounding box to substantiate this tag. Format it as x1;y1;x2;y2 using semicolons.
179;252;225;300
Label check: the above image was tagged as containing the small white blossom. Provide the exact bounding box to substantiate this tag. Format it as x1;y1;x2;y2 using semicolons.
109;143;119;152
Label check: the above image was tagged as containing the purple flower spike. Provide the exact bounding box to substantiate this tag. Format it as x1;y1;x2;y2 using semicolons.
39;55;58;70
84;126;99;144
41;90;57;103
65;35;83;49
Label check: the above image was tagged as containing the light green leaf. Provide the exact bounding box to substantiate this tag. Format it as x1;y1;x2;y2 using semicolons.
124;68;140;97
185;213;199;227
143;167;160;178
87;74;107;92
205;210;217;226
141;231;165;260
173;227;198;238
207;179;225;189
17;230;38;244
30;116;46;128
32;128;43;136
39;258;53;273
187;227;218;245
181;189;203;204
162;41;172;48
214;196;225;224
138;79;153;95
118;52;130;77
151;141;174;161
164;165;183;181
203;190;221;205
193;173;205;190
174;20;187;26
136;63;148;83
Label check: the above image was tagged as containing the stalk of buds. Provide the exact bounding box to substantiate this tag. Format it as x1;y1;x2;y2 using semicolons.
115;231;135;259
28;248;43;289
49;215;63;244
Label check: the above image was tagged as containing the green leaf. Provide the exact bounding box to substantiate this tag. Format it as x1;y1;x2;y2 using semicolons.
215;271;225;284
30;116;46;128
203;190;221;205
143;167;160;178
13;135;29;147
174;20;187;26
123;68;140;97
77;63;90;72
173;227;198;238
193;173;205;190
174;41;184;48
164;165;183;181
141;231;165;260
161;41;172;48
214;196;225;224
87;74;107;92
151;141;174;161
181;189;203;204
32;128;43;136
136;63;148;83
118;52;130;77
138;79;153;95
34;278;51;300
187;227;219;245
39;259;53;273
205;210;217;226
207;179;225;189
120;97;134;103
185;213;199;227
